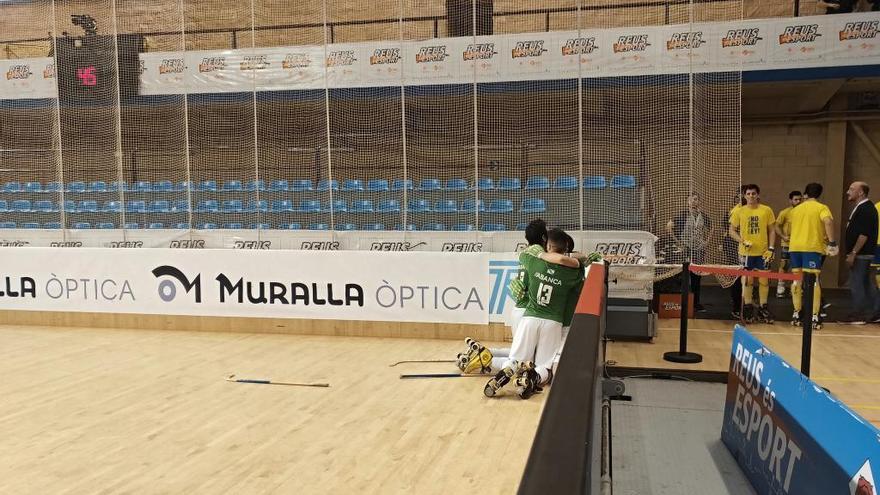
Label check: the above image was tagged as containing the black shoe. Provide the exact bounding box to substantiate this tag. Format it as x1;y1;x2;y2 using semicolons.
731;310;742;320
695;303;706;312
870;315;880;324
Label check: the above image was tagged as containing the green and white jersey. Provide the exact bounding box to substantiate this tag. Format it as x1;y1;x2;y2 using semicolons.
509;244;545;309
520;251;584;323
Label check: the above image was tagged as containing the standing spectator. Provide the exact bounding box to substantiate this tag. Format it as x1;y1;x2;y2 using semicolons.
844;181;879;324
666;193;713;312
818;0;855;13
774;190;802;297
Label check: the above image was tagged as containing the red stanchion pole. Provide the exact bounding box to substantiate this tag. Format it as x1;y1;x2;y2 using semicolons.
664;261;703;364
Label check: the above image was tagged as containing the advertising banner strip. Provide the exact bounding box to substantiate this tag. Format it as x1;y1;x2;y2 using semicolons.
1;12;879;100
721;325;880;495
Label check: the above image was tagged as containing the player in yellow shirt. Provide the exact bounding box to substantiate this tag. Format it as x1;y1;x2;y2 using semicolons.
788;182;838;330
774;191;802;297
728;184;776;323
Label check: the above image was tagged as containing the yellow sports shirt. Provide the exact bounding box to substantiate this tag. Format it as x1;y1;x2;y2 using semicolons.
730;204;775;256
788;199;832;254
777;206;793;247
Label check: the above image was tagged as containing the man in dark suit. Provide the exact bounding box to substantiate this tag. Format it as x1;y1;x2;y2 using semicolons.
844;181;879;324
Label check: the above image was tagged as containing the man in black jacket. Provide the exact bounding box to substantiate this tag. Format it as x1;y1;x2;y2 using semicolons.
844;181;879;324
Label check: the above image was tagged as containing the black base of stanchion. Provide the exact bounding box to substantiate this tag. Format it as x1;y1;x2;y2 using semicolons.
663;351;703;364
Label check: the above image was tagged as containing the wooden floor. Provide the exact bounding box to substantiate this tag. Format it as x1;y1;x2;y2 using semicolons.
607;318;880;427
0;325;536;494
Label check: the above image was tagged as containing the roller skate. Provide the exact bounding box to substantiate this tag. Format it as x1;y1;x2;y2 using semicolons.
457;337;493;374
484;361;519;397
790;310;801;327
757;305;774;324
743;304;755;324
515;363;544;400
812;314;822;331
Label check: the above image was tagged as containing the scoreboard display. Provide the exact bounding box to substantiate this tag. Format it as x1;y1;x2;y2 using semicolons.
55;35;142;104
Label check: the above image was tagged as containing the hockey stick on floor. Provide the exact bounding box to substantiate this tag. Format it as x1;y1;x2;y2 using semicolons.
400;373;488;379
225;374;329;388
389;359;457;367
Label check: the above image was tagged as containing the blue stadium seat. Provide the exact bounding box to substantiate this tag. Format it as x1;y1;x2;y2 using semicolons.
351;200;374;213
322;199;347;213
298;200;321;213
408;199;431;213
395;224;418;231
221;180;243;192
246;200;268;213
24;181;42;193
553;176;578;190
176;181;193;192
418;178;441;191
196;200;219;213
497;177;521;191
475;178;494;191
79;200;99;213
72;222;91;229
0;200;8;212
44;222;62;229
335;223;357;231
173;223;191;229
290;179;313;192
21;222;40;229
481;223;507;231
367;179;389;192
222;223;243;229
317;179;339;192
0;222;15;229
377;199;401;213
11;200;31;212
102;201;122;213
108;181;128;192
362;223;385;231
4;182;22;193
133;181;152;192
221;200;243;213
583;176;607;189
445;178;468;191
197;223;218;230
521;198;546;213
434;200;457;213
153;180;174;192
452;224;476;231
487;199;513;213
62;200;77;213
245;179;266;192
342;179;364;192
279;223;302;230
97;222;115;229
150;200;171;213
43;182;62;193
148;223;165;229
525;176;550;190
423;223;446;231
392;179;414;191
87;181;108;193
123;223;140;229
126;201;147;213
611;175;636;188
269;180;289;192
65;181;85;193
171;200;190;213
270;200;294;213
461;199;485;212
308;223;330;230
197;180;218;192
34;200;55;212
249;223;271;229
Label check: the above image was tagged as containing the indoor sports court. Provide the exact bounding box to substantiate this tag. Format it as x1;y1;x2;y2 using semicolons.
1;0;879;493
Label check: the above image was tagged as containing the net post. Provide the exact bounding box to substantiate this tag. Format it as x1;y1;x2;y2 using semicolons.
664;261;703;364
800;272;815;377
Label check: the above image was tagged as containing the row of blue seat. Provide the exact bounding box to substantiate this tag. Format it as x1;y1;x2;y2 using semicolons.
0;175;637;194
0;198;549;214
0;221;516;231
